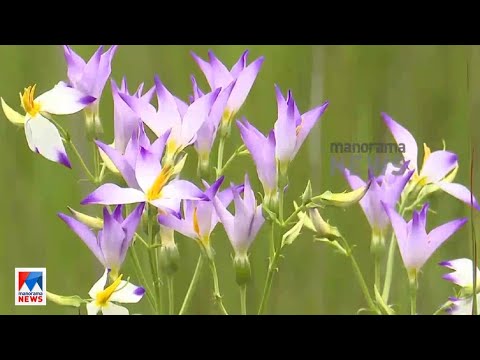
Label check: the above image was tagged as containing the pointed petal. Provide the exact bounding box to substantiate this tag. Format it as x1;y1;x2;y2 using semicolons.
243;174;256;212
25;115;71;168
213;197;235;241
420;151;458;183
153;76;182;135
112;205;124;223
204;176;225;200
101;302;129;315
1;97;26;126
191;52;215;89
161;180;207;201
382;113;418;173
119;93;164;137
100;207;127;272
150;197;182;215
58;213;104;265
91;45;117;98
63;45;86;84
293;101;329;157
227;56;264;112
120;203;145;262
274;92;297;163
440;258;480;290
382;202;409;265
112;80;140;153
135;147;162;193
436;181;480;211
426;217;468;262
207;50;234;88
109;281;145;303
88;269;109;299
208;81;236;129
86;301;101;315
95;140;138;188
447;295;479;315
158;214;197;239
36;83;95;115
81;184;145;205
230;50;249;78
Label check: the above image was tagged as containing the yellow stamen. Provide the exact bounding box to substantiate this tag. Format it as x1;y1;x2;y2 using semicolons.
222;108;233;125
193;207;200;237
422;143;431;169
166;139;178;156
96;274;123;306
412;143;432;183
20;85;41;117
146;165;173;201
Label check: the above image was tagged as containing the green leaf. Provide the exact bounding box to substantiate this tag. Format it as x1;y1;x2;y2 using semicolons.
374;285;395;315
281;217;306;247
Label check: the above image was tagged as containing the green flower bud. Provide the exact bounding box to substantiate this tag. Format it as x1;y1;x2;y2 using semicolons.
67;207;104;230
197;152;211;177
311;183;370;208
84;103;103;140
46;292;85;308
308;208;342;241
234;254;252;286
159;243;180;276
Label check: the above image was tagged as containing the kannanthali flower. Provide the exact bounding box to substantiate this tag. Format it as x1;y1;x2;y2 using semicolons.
382;112;480;210
382;202;467;279
58;204;144;279
213;174;264;257
191;50;264;129
344;162;414;247
120;75;220;162
1;82;96;167
82;144;207;214
440;258;480;294
445;295;480;315
86;269;145;315
98;78;155;173
273;85;329;174
190;76;235;170
158;176;242;251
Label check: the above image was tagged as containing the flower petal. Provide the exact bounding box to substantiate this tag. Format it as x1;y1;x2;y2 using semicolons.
25;115;71;168
381;202;409;265
440;258;480;290
135;147;162;193
447;295;479;315
58;213;104;266
382;113;418;173
274;91;297;163
293;101;329;158
112;79;140;153
119;203;145;264
213;197;235;242
1;97;26;126
95;140;138;188
208;50;235;88
158;214;197;240
100;207;127;272
86;301;101;315
227;56;264;112
153;76;182;136
88;269;109;299
109;281;145;304
436;181;480;211
425;217;468;263
191;51;215;90
101;302;129;315
81;184;145;206
230;50;248;78
36;83;95;115
420;150;458;183
63;45;86;84
161;180;207;201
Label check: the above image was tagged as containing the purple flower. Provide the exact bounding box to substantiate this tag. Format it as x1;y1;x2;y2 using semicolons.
382;202;467;274
382;112;480;210
237;118;277;197
58;204;144;278
82;139;206;214
273;86;329;171
213;174;265;256
120;75;220;160
191;50;264;125
445;295;479;315
344;162;414;235
190;76;236;164
63;45;118;100
158;177;243;248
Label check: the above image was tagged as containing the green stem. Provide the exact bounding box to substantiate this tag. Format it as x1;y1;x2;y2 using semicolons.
147;212;162;315
209;259;228;315
167;276;174;315
179;255;204;315
258;249;281;315
374;253;381;293
433;301;452;315
216;136;226;178
67;140;96;183
284;202;308;226
409;273;417;315
92;142;100;179
129;244;156;312
269;221;275;266
240;285;247;315
219;144;245;175
134;233;150;249
341;237;380;314
382;200;408;302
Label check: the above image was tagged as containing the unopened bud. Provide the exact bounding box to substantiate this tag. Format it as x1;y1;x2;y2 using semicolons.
234;254;251;286
308;208;342;241
159;243;180;276
312;183;370;208
67;207;103;229
46;292;84;308
370;231;385;256
197;152;211;177
301;181;312;205
84;103;103;140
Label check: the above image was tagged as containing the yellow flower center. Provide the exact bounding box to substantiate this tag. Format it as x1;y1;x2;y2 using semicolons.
412;143;432;185
222;108;234;125
295;118;303;136
146;165;173;201
192;207;210;247
166;139;178;157
95;274;123;306
20;85;41;117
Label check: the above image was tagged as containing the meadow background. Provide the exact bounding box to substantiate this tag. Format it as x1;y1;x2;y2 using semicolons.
0;45;478;315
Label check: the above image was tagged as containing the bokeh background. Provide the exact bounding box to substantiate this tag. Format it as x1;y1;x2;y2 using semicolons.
0;45;478;315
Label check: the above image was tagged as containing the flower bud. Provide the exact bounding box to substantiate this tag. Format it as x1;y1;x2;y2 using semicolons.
159;226;179;276
197;152;211;177
67;207;103;229
46;292;84;308
308;208;342;241
84;103;103;140
370;231;385;256
312;183;370;208
234;254;251;286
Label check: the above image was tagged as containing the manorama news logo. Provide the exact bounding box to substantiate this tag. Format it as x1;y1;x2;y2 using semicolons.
15;268;47;306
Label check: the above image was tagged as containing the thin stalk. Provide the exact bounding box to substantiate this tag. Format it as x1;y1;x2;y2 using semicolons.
179;254;204;315
67;140;96;183
258;249;281;315
240;285;247;315
216;136;226;178
147;213;161;315
409;273;417;315
219;145;246;174
167;276;175;315
209;259;228;315
129;245;155;312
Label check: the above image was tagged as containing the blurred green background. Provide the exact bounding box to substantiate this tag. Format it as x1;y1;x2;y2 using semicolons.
0;45;478;315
